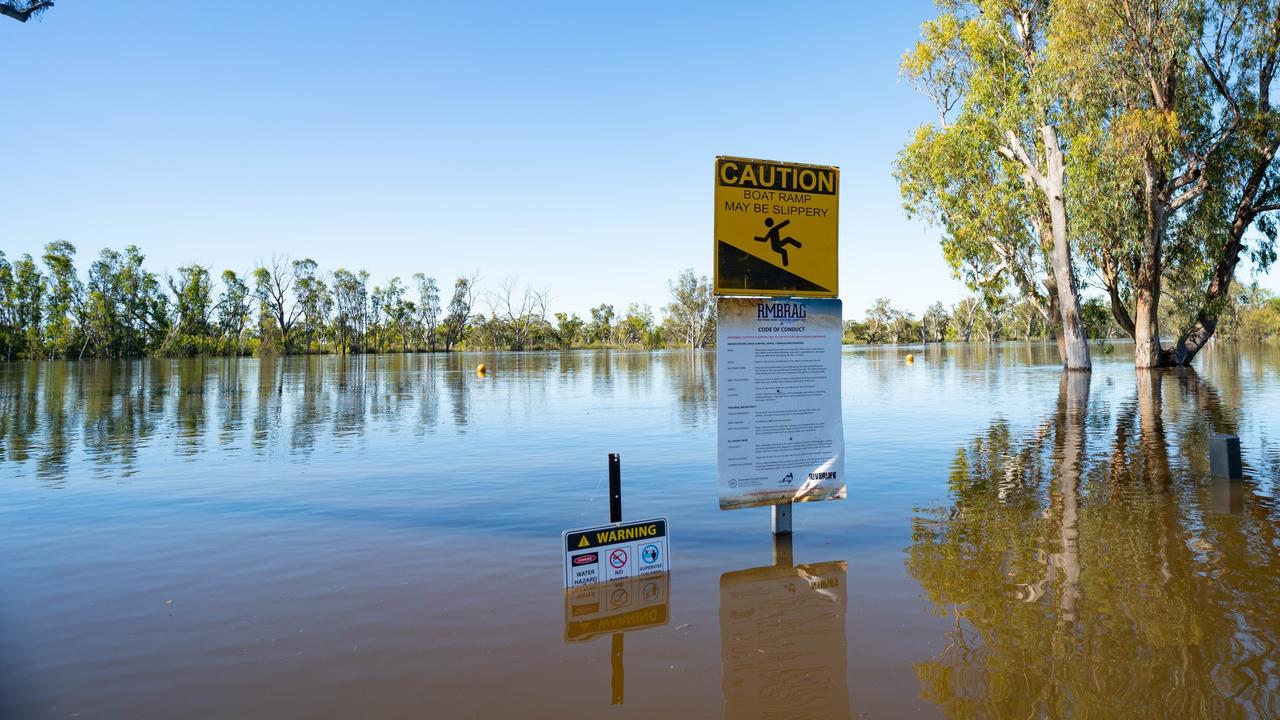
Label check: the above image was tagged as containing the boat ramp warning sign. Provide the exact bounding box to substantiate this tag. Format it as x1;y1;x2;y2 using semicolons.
563;518;669;588
714;156;839;298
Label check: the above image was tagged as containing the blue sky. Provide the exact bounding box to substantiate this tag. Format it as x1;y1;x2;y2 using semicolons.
2;1;1275;319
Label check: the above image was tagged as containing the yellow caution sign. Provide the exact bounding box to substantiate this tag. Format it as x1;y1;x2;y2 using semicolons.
714;156;839;297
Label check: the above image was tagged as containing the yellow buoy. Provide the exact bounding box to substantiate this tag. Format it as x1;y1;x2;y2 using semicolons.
905;354;915;363
476;363;487;375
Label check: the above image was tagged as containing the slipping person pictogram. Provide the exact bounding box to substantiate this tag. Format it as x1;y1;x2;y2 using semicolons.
754;218;802;266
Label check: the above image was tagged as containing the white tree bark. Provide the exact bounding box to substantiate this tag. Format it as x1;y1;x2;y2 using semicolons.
998;126;1091;371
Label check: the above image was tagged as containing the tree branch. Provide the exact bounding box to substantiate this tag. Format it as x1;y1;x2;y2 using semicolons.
0;1;53;22
997;130;1047;192
1168;172;1210;211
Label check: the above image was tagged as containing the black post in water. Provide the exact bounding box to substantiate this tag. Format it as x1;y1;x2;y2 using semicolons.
609;453;622;523
1209;434;1244;479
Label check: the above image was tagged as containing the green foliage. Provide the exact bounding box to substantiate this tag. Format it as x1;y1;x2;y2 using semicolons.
901;0;1280;366
896;1;1058;316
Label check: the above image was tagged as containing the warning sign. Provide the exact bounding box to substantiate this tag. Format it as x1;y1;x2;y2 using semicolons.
714;156;839;298
563;518;669;588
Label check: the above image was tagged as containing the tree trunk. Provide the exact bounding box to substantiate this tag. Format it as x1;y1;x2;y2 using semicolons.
1041;127;1091;371
1134;159;1166;369
1166;150;1279;364
1043;272;1067;364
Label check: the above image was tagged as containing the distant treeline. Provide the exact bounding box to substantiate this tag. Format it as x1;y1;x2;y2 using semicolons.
0;242;716;360
5;242;1276;361
843;290;1280;345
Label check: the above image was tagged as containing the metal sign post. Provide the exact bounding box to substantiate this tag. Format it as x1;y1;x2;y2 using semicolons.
772;502;792;536
609;453;623;705
560;454;673;705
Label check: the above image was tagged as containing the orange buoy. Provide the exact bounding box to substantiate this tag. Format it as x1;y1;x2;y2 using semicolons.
905;354;915;363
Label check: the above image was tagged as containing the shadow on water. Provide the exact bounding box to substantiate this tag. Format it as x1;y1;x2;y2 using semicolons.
907;367;1280;718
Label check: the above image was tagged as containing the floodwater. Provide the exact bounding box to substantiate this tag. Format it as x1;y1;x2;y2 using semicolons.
1;344;1278;719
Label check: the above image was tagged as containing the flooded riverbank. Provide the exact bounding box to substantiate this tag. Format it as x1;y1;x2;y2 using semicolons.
2;344;1278;718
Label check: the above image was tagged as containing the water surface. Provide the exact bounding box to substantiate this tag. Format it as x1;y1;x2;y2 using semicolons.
2;344;1278;718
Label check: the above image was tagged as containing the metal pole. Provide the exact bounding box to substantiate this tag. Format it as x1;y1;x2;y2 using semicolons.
772;532;794;567
608;453;624;704
609;453;622;523
772;501;792;535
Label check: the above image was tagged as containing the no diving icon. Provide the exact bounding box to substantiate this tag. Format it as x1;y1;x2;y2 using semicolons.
609;549;628;569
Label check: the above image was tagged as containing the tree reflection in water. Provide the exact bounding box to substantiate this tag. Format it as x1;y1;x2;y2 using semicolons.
908;368;1280;718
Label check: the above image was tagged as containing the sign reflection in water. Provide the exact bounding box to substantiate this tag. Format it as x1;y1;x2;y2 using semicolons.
908;367;1280;719
720;553;850;720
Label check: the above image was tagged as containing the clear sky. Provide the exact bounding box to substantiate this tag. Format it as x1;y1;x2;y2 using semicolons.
2;1;1275;319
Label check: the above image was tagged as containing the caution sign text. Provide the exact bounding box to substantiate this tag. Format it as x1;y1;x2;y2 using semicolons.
714;156;839;298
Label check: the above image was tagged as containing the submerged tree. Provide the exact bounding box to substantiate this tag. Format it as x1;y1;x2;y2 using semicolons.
663;269;714;348
413;273;441;351
899;0;1091;370
904;0;1280;369
440;275;477;352
252;256;303;355
1057;0;1280;366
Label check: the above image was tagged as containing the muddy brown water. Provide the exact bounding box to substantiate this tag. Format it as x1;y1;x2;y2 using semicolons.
2;344;1278;718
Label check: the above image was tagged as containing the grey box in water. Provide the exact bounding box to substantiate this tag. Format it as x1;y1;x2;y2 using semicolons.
1209;434;1243;479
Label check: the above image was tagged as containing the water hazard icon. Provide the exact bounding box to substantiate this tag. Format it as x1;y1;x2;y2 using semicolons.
754;217;802;267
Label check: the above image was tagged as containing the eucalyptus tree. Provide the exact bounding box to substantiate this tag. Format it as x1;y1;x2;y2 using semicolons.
552;312;585;348
1055;0;1279;366
331;269;369;354
899;0;1091;370
10;254;45;358
440;275;477;351
253;256;303;354
587;303;616;345
380;276;410;352
81;246;167;357
952;297;983;343
413;273;441;351
862;298;895;344
217;270;251;354
923;302;952;342
0;253;17;360
487;277;548;351
167;265;215;354
1160;0;1280;363
663;269;715;348
42;240;81;358
293;259;331;354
